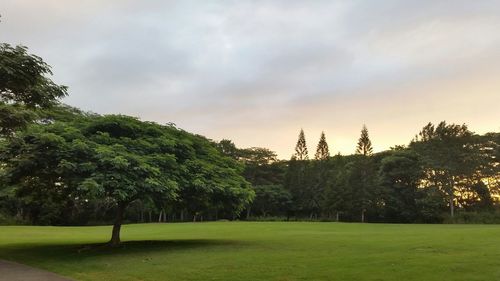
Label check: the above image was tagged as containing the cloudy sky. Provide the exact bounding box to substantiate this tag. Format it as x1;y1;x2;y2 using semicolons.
2;1;500;158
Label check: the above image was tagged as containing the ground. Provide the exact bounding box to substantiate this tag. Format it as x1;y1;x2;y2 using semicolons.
0;222;499;281
0;259;71;281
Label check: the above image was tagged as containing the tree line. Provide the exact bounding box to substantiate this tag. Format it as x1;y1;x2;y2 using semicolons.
219;124;499;223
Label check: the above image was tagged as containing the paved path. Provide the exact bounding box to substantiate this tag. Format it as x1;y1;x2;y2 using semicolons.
0;259;73;281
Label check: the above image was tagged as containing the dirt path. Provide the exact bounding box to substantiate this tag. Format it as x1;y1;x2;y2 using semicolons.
0;259;73;281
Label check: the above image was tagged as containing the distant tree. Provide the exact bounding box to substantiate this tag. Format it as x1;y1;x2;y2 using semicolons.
294;129;309;160
214;141;286;219
378;150;424;222
216;139;239;160
287;131;315;218
284;157;310;218
239;147;278;166
0;44;67;135
308;160;329;219
344;156;378;222
411;121;477;217
315;132;330;160
240;147;280;185
464;182;494;211
251;185;292;217
307;132;331;218
356;125;373;156
476;132;500;201
324;156;351;221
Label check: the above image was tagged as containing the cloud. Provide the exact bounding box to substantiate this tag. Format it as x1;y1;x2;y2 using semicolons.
2;0;500;158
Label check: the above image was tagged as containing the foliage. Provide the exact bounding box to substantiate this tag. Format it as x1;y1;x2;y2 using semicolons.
251;185;292;217
443;210;500;224
378;150;434;222
356;125;373;156
248;122;498;223
409;121;495;217
0;44;67;135
293;129;309;160
1;113;253;244
314;131;330;160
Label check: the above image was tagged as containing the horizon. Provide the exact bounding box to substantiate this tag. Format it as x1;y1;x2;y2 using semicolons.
2;1;500;158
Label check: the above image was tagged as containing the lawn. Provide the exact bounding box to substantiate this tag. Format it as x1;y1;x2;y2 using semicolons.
1;222;499;281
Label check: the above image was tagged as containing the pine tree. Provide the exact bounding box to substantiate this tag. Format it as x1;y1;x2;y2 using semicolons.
294;129;309;160
315;131;330;160
356;125;373;156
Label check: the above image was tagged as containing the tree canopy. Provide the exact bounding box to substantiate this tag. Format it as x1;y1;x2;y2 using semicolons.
0;44;67;135
1;112;253;245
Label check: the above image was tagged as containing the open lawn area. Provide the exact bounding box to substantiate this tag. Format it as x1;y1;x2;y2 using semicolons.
1;222;499;281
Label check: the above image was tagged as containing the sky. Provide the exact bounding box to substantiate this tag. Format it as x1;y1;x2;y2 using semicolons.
1;1;500;159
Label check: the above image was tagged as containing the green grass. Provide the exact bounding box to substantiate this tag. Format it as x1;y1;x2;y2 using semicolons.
1;222;500;281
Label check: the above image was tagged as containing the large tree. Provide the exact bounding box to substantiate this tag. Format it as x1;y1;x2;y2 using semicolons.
2;114;253;245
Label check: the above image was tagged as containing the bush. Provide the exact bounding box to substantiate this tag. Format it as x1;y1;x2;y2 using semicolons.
443;211;500;224
248;216;288;222
0;212;26;225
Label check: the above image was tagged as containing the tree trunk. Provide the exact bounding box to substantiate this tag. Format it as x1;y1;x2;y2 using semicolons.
180;210;184;221
148;211;152;222
336;212;339;222
158;210;163;222
450;196;454;218
109;203;126;246
16;208;23;220
361;209;365;223
449;177;455;218
246;207;251;220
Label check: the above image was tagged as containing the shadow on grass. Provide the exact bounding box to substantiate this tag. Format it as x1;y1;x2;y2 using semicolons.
0;239;248;263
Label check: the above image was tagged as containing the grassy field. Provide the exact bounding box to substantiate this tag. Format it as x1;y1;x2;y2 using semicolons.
1;222;500;281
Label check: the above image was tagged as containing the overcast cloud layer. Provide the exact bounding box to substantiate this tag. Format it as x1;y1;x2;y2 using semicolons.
2;1;500;158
